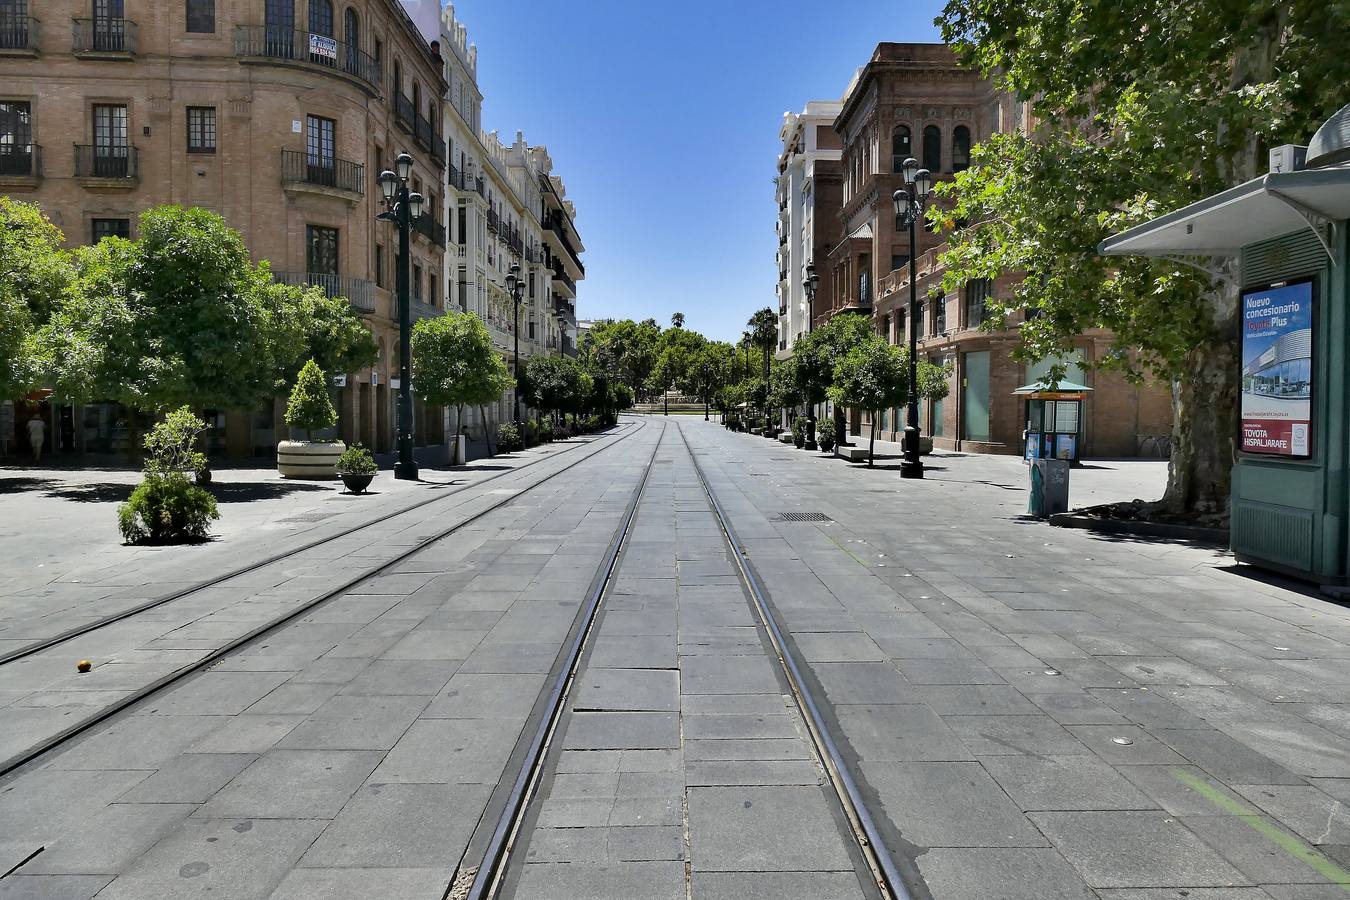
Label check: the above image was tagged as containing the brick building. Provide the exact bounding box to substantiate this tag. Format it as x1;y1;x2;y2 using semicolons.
817;43;1171;456
1;0;448;457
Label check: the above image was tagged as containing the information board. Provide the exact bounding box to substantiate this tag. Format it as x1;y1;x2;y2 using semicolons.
1240;279;1314;457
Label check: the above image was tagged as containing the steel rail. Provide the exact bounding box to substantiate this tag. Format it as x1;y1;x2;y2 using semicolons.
0;419;650;780
452;421;667;900
675;420;915;900
0;422;637;668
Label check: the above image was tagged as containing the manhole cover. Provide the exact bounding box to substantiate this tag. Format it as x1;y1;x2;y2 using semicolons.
772;512;832;523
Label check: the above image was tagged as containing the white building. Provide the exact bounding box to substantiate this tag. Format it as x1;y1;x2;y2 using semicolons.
775;99;843;359
434;4;584;439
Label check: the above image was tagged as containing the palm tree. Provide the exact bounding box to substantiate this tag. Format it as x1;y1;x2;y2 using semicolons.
747;307;778;434
671;312;685;329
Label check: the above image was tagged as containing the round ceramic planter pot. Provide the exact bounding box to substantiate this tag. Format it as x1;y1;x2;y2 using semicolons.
277;440;346;479
339;472;375;494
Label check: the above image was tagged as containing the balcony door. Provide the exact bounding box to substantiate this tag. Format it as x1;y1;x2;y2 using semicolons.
0;0;29;50
0;101;31;176
305;115;335;187
92;104;128;177
265;0;294;58
92;0;124;51
308;0;335;66
306;225;339;296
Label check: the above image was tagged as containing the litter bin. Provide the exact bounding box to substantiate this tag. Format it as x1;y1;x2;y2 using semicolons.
1029;458;1070;519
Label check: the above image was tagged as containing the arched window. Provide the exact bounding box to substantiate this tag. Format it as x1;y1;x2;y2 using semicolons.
308;0;333;35
343;7;358;74
891;125;911;172
922;125;941;172
952;125;971;172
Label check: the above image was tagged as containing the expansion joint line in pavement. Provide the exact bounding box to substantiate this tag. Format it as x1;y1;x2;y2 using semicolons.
453;421;668;900
673;420;917;900
0;419;653;781
0;421;640;668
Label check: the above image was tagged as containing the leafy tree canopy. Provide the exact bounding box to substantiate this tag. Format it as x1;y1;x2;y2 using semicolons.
285;359;337;439
0;199;70;399
411;310;513;422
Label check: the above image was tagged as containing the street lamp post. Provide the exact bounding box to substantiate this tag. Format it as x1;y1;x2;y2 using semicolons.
377;153;425;481
506;263;524;434
803;262;820;450
892;158;933;480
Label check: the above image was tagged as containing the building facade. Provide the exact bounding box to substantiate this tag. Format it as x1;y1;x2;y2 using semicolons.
2;0;583;459
774;100;842;359
817;42;1172;457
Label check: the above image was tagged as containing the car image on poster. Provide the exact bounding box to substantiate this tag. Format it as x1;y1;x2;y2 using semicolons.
1240;279;1314;457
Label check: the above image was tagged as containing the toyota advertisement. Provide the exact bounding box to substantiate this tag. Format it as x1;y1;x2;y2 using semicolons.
1240;279;1314;457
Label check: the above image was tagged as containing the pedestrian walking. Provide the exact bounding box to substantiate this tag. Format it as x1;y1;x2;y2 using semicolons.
26;416;45;462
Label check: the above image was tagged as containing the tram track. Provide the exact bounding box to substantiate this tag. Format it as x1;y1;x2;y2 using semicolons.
674;420;916;900
449;419;918;900
0;419;650;779
0;421;638;668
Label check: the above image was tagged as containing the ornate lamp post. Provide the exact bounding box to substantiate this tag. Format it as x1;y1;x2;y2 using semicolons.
377;152;424;481
803;262;820;449
892;157;933;480
505;262;524;432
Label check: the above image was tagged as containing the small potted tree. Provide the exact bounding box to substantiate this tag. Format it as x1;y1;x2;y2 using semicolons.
335;443;377;493
278;359;345;478
816;419;837;454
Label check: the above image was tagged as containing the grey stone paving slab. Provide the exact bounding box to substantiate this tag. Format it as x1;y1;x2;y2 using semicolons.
687;785;855;872
275;695;428;750
1027;690;1133;725
582;634;676;669
832;703;972;762
1182;813;1338;885
245;680;346;715
1029;810;1249;888
0;875;113;900
1065;725;1192;766
684;737;813;761
49;713;223;770
791;631;887;662
456;641;562;674
908;683;1042;715
299;782;490;867
681;713;800;740
1218;721;1350;779
1152;727;1307;784
573;668;679;712
268;867;451;900
119;753;257;803
980;754;1158;812
947;714;1091;757
690;871;869;899
512;860;685;900
810;661;911;704
685;758;822;786
91;817;327;900
421;672;546;719
185;714;305;754
195;750;381;818
916;847;1098;900
1231;784;1350;845
561;711;681;750
1090;687;1213;729
860;760;1049;848
18;802;195;875
371;716;522;783
677;654;783;694
523;825;683;864
337;658;460;695
1094;891;1271;899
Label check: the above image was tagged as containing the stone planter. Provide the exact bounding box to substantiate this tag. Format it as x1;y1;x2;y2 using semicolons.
339;472;375;494
277;440;346;479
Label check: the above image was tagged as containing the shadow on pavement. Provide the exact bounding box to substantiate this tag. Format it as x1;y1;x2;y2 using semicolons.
44;482;135;503
209;482;331;503
0;476;60;494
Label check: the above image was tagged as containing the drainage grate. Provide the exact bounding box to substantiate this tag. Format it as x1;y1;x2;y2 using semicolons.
277;512;332;524
773;512;832;523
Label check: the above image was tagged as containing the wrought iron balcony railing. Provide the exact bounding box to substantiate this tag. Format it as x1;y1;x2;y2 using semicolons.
273;271;376;314
394;92;415;135
74;144;137;180
235;26;379;93
412;212;446;247
0;144;40;177
280;149;364;195
0;15;38;51
73;17;136;54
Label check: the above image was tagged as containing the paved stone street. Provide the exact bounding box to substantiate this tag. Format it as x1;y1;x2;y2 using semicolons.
2;416;1349;899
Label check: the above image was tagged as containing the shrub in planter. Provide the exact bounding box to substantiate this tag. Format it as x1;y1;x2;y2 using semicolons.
279;360;345;478
497;422;521;453
792;417;808;448
118;409;220;544
816;419;837;453
538;419;554;443
335;443;378;494
555;422;572;440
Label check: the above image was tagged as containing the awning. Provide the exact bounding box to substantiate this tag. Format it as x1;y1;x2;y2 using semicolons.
1014;379;1092;400
1098;167;1350;261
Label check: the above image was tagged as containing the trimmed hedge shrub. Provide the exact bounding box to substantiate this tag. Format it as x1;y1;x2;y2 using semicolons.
118;472;219;544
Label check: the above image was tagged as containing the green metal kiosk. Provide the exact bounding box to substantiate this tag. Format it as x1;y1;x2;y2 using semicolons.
1100;105;1350;595
1017;379;1092;464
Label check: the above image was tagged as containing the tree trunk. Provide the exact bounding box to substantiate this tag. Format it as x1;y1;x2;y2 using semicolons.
480;405;494;457
1156;271;1241;522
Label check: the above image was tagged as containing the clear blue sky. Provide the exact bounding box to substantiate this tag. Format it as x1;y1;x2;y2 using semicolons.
451;0;946;343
